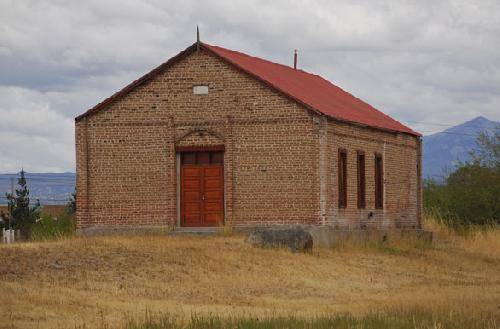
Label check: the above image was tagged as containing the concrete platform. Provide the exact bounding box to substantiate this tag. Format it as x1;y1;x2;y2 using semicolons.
76;226;171;236
307;226;433;248
76;225;432;248
76;225;225;236
168;227;224;236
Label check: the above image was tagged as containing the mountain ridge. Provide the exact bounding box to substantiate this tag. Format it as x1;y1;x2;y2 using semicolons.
0;172;75;205
422;116;499;180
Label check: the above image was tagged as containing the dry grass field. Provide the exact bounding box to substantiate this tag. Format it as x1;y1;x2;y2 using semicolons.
0;221;499;328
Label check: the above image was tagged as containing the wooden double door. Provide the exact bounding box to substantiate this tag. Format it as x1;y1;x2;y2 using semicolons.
180;150;224;227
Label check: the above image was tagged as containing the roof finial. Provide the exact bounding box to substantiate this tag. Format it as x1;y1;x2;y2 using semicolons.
293;49;298;70
196;25;200;51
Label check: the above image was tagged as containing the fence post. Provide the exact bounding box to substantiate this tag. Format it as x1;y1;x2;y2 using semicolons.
2;228;17;244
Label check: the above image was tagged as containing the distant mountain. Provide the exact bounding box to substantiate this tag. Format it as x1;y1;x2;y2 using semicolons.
0;172;75;205
423;116;499;181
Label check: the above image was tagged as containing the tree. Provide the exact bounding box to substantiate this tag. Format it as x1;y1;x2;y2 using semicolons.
469;128;500;169
66;189;76;215
0;170;41;238
444;164;499;226
424;127;500;227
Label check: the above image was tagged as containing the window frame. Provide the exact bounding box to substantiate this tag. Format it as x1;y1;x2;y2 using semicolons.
180;151;224;166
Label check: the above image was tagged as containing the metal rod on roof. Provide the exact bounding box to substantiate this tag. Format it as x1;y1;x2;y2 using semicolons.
196;25;200;52
294;49;298;69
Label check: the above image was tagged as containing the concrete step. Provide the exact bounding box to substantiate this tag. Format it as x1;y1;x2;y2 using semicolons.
168;227;224;236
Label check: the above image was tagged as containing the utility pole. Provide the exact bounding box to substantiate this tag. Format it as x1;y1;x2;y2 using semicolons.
9;176;13;230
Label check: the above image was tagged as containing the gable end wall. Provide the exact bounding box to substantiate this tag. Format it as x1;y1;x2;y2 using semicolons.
76;49;320;229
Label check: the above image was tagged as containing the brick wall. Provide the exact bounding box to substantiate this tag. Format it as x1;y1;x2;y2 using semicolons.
75;49;421;230
322;122;421;229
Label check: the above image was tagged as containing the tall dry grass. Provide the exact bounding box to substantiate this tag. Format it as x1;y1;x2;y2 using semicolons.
0;218;498;328
423;212;500;259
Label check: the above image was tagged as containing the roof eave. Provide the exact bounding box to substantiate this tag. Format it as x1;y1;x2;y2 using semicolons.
324;116;421;137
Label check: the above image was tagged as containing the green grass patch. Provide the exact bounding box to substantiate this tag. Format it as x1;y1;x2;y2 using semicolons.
125;310;498;329
30;213;75;241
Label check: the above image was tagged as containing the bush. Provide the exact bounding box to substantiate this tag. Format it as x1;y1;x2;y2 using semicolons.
424;173;498;228
424;129;499;229
447;165;499;224
424;169;499;229
30;213;75;241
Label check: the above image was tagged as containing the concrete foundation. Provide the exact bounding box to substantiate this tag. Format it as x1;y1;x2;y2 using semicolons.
76;226;171;236
306;226;433;248
76;224;433;249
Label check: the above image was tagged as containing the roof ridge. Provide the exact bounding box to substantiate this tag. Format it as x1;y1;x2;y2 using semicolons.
203;43;321;77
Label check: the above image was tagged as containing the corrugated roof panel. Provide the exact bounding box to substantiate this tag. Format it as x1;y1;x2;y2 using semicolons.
203;43;419;136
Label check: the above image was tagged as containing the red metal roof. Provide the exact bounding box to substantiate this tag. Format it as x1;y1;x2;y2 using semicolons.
76;42;419;136
203;43;419;136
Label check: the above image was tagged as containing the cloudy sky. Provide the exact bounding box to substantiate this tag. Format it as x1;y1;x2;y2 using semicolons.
1;0;499;173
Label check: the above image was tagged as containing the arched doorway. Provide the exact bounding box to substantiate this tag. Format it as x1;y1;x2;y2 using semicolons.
178;146;224;227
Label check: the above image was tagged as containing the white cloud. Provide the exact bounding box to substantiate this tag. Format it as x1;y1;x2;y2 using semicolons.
0;87;74;172
0;0;499;172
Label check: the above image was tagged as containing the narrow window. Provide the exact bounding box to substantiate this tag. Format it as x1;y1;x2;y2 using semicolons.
357;151;366;209
375;153;384;209
338;149;347;208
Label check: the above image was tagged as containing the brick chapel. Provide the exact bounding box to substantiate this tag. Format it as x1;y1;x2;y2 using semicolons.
75;40;422;233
